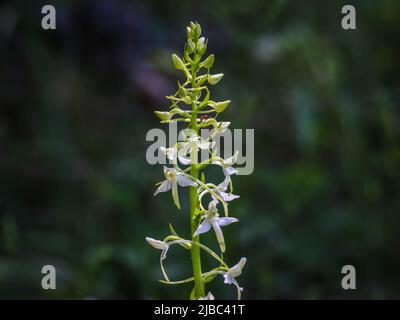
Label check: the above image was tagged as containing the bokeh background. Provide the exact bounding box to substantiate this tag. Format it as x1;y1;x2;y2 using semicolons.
1;0;399;299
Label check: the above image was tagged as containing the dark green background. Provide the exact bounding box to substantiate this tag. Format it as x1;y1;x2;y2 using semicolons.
1;0;399;299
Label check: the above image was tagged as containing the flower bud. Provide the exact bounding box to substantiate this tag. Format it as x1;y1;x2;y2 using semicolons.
186;39;195;54
197;37;205;48
146;237;168;250
202;54;214;69
154;111;171;121
182;96;192;105
214;100;231;113
186;26;192;39
194;23;202;39
171;54;185;70
207;73;224;85
178;85;187;98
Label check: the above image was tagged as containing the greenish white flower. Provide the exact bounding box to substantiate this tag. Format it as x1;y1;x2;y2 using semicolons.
213;151;239;179
179;131;215;162
221;257;246;300
194;201;238;252
154;167;197;209
146;237;192;282
160;146;191;165
213;178;240;202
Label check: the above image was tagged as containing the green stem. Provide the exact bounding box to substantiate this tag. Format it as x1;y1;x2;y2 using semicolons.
189;166;204;298
189;56;205;299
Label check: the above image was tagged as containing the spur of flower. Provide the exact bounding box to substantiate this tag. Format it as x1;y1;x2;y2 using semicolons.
194;200;238;252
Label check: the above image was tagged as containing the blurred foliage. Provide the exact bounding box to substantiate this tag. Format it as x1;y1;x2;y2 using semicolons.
0;0;399;299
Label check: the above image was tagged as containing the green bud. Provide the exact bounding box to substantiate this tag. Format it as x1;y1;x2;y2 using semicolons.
186;39;195;54
171;54;185;70
182;96;192;105
194;24;202;39
197;37;205;48
178;85;187;97
214;100;231;113
190;21;196;30
207;73;224;85
198;40;207;55
186;26;192;39
202;54;214;69
154;111;171;121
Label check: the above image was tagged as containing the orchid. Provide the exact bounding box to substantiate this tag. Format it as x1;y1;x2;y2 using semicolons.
213;151;239;179
146;22;247;300
212;178;240;202
220;258;247;300
194;201;238;252
153;166;197;209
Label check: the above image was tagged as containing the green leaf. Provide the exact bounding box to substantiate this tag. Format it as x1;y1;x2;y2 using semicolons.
202;54;214;69
190;287;197;300
169;223;178;236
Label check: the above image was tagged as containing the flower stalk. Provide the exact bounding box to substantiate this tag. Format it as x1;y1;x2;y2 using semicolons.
147;21;246;300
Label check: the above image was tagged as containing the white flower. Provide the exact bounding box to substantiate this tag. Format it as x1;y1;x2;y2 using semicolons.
198;292;215;300
180;130;215;163
213;178;240;202
213;151;239;178
146;237;169;259
209;121;230;138
146;237;170;281
146;237;191;282
154;167;197;209
194;201;238;252
160;146;191;165
221;257;246;300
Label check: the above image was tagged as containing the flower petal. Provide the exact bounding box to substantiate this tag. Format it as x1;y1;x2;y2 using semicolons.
178;155;192;165
211;220;226;252
224;167;238;176
217;178;230;191
177;174;197;187
153;180;171;196
223;273;234;284
193;219;212;236
171;180;180;209
216;217;238;227
219;191;240;202
146;237;168;250
229;257;247;278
